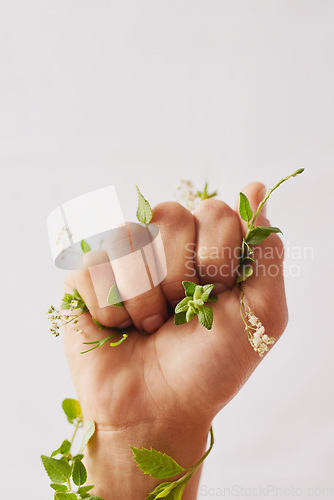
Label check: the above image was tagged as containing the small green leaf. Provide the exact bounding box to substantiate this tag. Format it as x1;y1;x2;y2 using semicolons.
136;186;153;225
193;285;203;300
293;167;304;176
54;493;77;500
174;312;187;325
50;484;68;492
174;297;191;313
246;226;282;245
58;440;71;455
41;455;72;484
162;477;191;499
79;420;95;454
146;482;172;500
92;317;105;329
77;485;94;494
200;284;214;302
239;192;253;223
62;399;82;423
107;284;124;307
236;264;253;285
186;308;195;323
81;240;91;253
182;281;197;297
207;294;218;303
72;459;87;487
130;446;185;479
197;306;213;330
73;454;84;461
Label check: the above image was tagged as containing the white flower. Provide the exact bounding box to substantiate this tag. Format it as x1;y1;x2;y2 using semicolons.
253;337;262;348
248;314;259;327
257;325;265;336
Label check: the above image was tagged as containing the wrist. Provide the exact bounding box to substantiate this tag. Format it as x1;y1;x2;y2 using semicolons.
84;419;211;500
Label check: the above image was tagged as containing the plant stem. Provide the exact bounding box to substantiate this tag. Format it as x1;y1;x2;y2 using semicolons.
249;169;304;231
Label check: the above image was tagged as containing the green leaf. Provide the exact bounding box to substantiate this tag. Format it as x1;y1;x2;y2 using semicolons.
235;264;254;285
107;284;124;307
200;284;214;302
182;281;197;297
72;459;87;487
246;226;282;245
54;493;77;500
50;484;68;492
41;455;72;484
60;440;71;455
91;317;105;329
162;478;191;499
239;192;253;223
136;186;153;225
77;485;94;494
79;420;95;453
198;306;213;330
130;446;185;479
62;399;82;423
193;285;203;300
81;240;91;253
207;294;218;303
186;308;195;323
73;454;84;461
146;482;172;500
174;312;187;325
174;297;191;313
152;476;191;499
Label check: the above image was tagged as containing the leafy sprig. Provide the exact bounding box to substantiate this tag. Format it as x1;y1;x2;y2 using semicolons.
41;399;104;500
62;289;89;313
131;426;214;500
236;168;305;355
174;281;218;330
237;168;304;285
196;182;217;200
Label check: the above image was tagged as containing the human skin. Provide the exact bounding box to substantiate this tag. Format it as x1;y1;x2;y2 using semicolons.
63;182;288;500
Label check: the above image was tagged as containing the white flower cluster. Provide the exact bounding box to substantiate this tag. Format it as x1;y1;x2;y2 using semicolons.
246;310;276;357
175;179;200;211
47;305;80;338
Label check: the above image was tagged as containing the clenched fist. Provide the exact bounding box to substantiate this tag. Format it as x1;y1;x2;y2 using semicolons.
63;182;288;500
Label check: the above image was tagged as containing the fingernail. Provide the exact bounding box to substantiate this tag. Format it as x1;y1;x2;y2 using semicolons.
141;314;164;334
118;319;133;328
211;283;228;294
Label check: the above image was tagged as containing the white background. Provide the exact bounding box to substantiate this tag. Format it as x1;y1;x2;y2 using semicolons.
0;1;333;498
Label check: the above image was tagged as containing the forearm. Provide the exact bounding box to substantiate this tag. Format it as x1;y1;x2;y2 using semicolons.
84;420;211;500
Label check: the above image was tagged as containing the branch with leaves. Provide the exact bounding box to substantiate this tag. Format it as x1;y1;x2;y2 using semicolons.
41;399;103;500
131;426;214;500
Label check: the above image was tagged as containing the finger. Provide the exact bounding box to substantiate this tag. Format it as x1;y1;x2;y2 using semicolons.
105;222;169;334
150;201;198;304
235;182;288;334
64;250;132;328
193;199;242;292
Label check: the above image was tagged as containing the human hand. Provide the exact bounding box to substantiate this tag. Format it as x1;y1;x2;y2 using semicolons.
63;181;288;500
